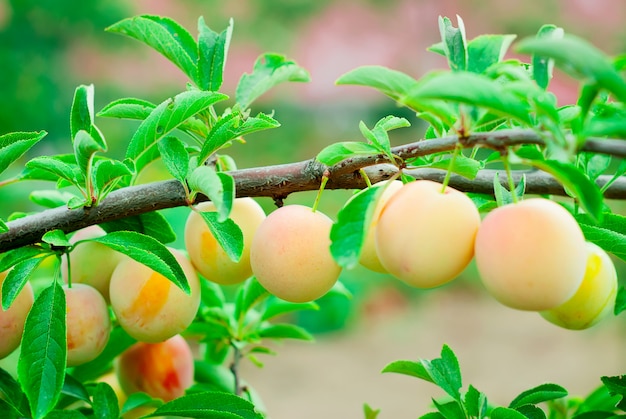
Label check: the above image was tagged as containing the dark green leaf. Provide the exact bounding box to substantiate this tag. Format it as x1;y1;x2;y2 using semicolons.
92;159;133;197
29;190;77;209
516;35;626;103
419;412;446;419
316;142;381;166
70;327;136;382
148;391;263;418
91;231;189;293
196;211;244;263
125;90;228;173
0;368;28;417
381;360;433;383
0;246;48;273
60;374;90;404
572;411;617;419
491;407;530;419
0;399;20;419
236;53;310;110
330;186;385;268
433;399;465;419
261;299;319;321
2;257;44;310
404;71;533;124
438;15;467;71
0;131;47;176
41;230;70;248
0;219;6;233
197;17;233;91
614;287;626;316
515;404;547;419
509;383;568;408
18;281;66;419
107;15;199;83
465;385;488;419
363;403;381;419
158;136;189;182
100;211;177;244
43;410;87;419
188;166;235;222
25;157;83;187
531;25;564;89
422;344;462;401
91;382;120;419
423;155;483;180
336;65;419;102
467;34;517;74
234;277;269;321
70;85;95;140
258;323;314;341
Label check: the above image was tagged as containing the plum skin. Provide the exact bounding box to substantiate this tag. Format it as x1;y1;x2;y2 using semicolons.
250;205;341;303
0;272;34;359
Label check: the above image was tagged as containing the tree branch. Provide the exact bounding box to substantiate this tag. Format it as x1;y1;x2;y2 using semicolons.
1;129;625;252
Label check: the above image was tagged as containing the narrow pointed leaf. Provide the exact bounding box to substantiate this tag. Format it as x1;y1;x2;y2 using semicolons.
70;85;95;140
29;190;77;209
91;382;120;419
92;159;133;197
196;211;244;263
509;383;568;408
261;299;319;321
188;166;234;222
516;35;626;103
25;157;83;187
0;131;47;176
532;25;564;89
2;257;44;309
330;186;385;268
0;219;6;234
234;277;269;320
491;407;529;419
422;344;462;400
148;391;263;418
422;155;483;180
197;17;233;91
0;246;48;272
73;130;105;179
258;323;314;341
125;90;228;173
439;15;467;71
91;231;189;293
236;53;310;110
336;65;419;101
316;142;381;166
107;15;199;83
18;281;66;419
158;136;189;182
467;34;517;74
381;360;433;383
100;211;176;244
98;97;155;120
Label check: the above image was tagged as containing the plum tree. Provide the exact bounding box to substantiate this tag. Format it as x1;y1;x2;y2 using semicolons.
359;180;403;273
0;272;34;359
115;334;194;403
475;198;588;311
541;242;618;330
61;225;123;302
375;180;481;288
185;198;266;285
64;283;111;366
250;205;341;302
109;249;201;343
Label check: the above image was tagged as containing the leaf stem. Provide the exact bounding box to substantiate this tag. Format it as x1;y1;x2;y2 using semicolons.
312;171;329;212
359;169;372;188
441;143;462;192
502;152;518;203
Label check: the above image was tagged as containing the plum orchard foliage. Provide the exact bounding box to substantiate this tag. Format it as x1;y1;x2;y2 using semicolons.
0;12;625;419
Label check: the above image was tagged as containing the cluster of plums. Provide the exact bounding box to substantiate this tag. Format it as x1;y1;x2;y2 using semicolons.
0;178;619;405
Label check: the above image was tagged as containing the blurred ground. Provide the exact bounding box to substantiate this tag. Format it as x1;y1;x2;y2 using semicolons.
241;286;626;419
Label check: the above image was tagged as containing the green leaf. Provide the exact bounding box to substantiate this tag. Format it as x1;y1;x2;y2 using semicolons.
575;212;626;262
147;391;263;418
423;155;483;180
0;246;48;273
60;374;90;404
465;385;488;419
258;323;314;341
188;166;235;222
516;35;626;103
509;383;568;408
18;281;66;419
438;15;467;71
92;159;133;197
493;172;514;207
531;25;564;89
29;190;77;209
70;84;94;140
261;299;319;321
528;159;604;222
359;116;410;157
403;71;533;124
614;287;626;316
25;157;83;188
2;257;44;310
126;90;228;173
121;392;161;416
197;17;233;91
491;407;529;419
43;411;87;419
0;368;28;417
70;327;136;382
316;142;381;166
158;136;189;182
578;152;611;181
100;211;177;244
600;376;626;411
0;219;6;233
42;230;70;248
97;97;155;120
196;211;244;263
422;344;463;401
336;65;419;102
330;185;385;268
107;15;199;83
200;278;226;309
234;277;269;321
381;360;433;383
433;399;466;419
91;231;189;293
0;397;21;418
467;34;517;74
515;404;547;419
91;382;120;419
236;53;310;110
363;403;381;419
0;131;47;176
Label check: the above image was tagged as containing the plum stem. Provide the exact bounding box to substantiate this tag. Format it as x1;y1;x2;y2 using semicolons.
312;171;329;213
441;143;462;192
502;153;519;203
